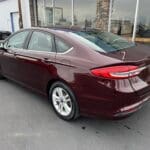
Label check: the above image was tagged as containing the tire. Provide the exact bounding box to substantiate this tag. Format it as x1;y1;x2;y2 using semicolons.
49;81;79;121
0;73;4;80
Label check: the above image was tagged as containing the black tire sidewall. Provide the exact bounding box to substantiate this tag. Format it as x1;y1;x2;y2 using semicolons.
0;73;4;79
49;81;79;121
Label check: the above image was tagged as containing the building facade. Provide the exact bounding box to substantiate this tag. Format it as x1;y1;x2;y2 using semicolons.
0;0;19;32
28;0;150;43
0;0;31;32
0;0;149;43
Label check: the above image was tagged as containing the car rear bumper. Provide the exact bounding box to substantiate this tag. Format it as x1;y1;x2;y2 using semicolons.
73;74;150;119
113;95;150;118
78;91;150;119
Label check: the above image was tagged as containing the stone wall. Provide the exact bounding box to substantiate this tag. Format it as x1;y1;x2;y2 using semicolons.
96;0;110;31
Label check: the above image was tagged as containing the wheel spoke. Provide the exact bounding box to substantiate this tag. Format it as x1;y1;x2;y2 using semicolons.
58;88;63;97
65;99;71;103
55;88;60;96
63;103;71;114
59;103;64;113
64;94;70;101
53;95;60;102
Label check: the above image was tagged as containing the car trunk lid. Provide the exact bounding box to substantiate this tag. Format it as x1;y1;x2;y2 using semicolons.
107;44;150;97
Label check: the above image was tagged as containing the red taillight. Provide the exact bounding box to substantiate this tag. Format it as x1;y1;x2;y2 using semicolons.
91;65;145;79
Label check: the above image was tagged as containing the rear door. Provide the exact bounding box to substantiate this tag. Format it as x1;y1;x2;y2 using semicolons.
14;30;56;94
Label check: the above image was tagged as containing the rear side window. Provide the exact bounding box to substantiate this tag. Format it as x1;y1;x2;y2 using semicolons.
55;37;72;53
28;31;54;52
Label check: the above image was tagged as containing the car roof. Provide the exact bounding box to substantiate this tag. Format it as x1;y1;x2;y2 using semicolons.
38;26;83;32
24;27;82;42
28;26;101;34
27;27;103;40
19;27;103;49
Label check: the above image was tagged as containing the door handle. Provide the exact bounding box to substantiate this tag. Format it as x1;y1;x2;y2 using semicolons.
42;58;50;63
5;50;16;57
3;52;14;57
15;55;37;62
14;52;17;56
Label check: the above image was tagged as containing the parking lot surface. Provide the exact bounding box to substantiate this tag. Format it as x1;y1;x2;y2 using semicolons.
0;79;150;150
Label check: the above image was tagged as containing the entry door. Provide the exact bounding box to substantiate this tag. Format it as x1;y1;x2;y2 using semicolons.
11;12;19;32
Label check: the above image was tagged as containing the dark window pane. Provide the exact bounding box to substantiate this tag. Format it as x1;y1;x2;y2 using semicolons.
37;0;53;26
55;0;72;26
74;0;97;28
137;0;150;44
111;0;136;38
36;0;72;26
28;31;53;52
55;37;71;53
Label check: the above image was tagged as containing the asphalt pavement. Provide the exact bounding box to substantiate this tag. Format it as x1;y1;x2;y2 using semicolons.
0;79;150;150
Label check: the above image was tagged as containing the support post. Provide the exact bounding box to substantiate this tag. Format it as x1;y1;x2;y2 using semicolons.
132;0;139;42
52;0;55;26
108;0;113;32
71;0;74;26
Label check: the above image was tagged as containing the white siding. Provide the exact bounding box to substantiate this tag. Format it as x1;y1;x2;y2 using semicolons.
0;0;18;31
21;0;31;28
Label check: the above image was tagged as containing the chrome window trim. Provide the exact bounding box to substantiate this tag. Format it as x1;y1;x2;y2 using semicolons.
25;47;74;55
6;47;24;52
6;47;74;55
56;47;74;55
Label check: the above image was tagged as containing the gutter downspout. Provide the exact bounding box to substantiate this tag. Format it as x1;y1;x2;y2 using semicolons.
18;0;23;29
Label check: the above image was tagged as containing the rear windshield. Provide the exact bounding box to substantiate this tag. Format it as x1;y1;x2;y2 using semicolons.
69;30;135;53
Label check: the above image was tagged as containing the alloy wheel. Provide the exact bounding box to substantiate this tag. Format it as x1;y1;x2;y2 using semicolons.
52;87;73;117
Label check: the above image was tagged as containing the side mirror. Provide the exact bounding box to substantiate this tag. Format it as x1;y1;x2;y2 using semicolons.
0;41;5;50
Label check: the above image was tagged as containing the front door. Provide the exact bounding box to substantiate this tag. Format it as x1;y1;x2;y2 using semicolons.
14;31;57;94
0;31;30;80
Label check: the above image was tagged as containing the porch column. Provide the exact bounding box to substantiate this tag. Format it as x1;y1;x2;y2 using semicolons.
96;0;110;31
20;0;31;28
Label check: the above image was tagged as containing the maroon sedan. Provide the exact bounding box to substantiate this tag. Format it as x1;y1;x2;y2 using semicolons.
0;27;150;121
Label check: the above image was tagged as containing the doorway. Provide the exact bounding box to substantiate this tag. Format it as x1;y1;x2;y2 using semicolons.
10;12;20;32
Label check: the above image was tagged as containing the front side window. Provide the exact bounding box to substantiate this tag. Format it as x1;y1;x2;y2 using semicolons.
6;31;29;49
55;37;71;53
28;31;54;52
